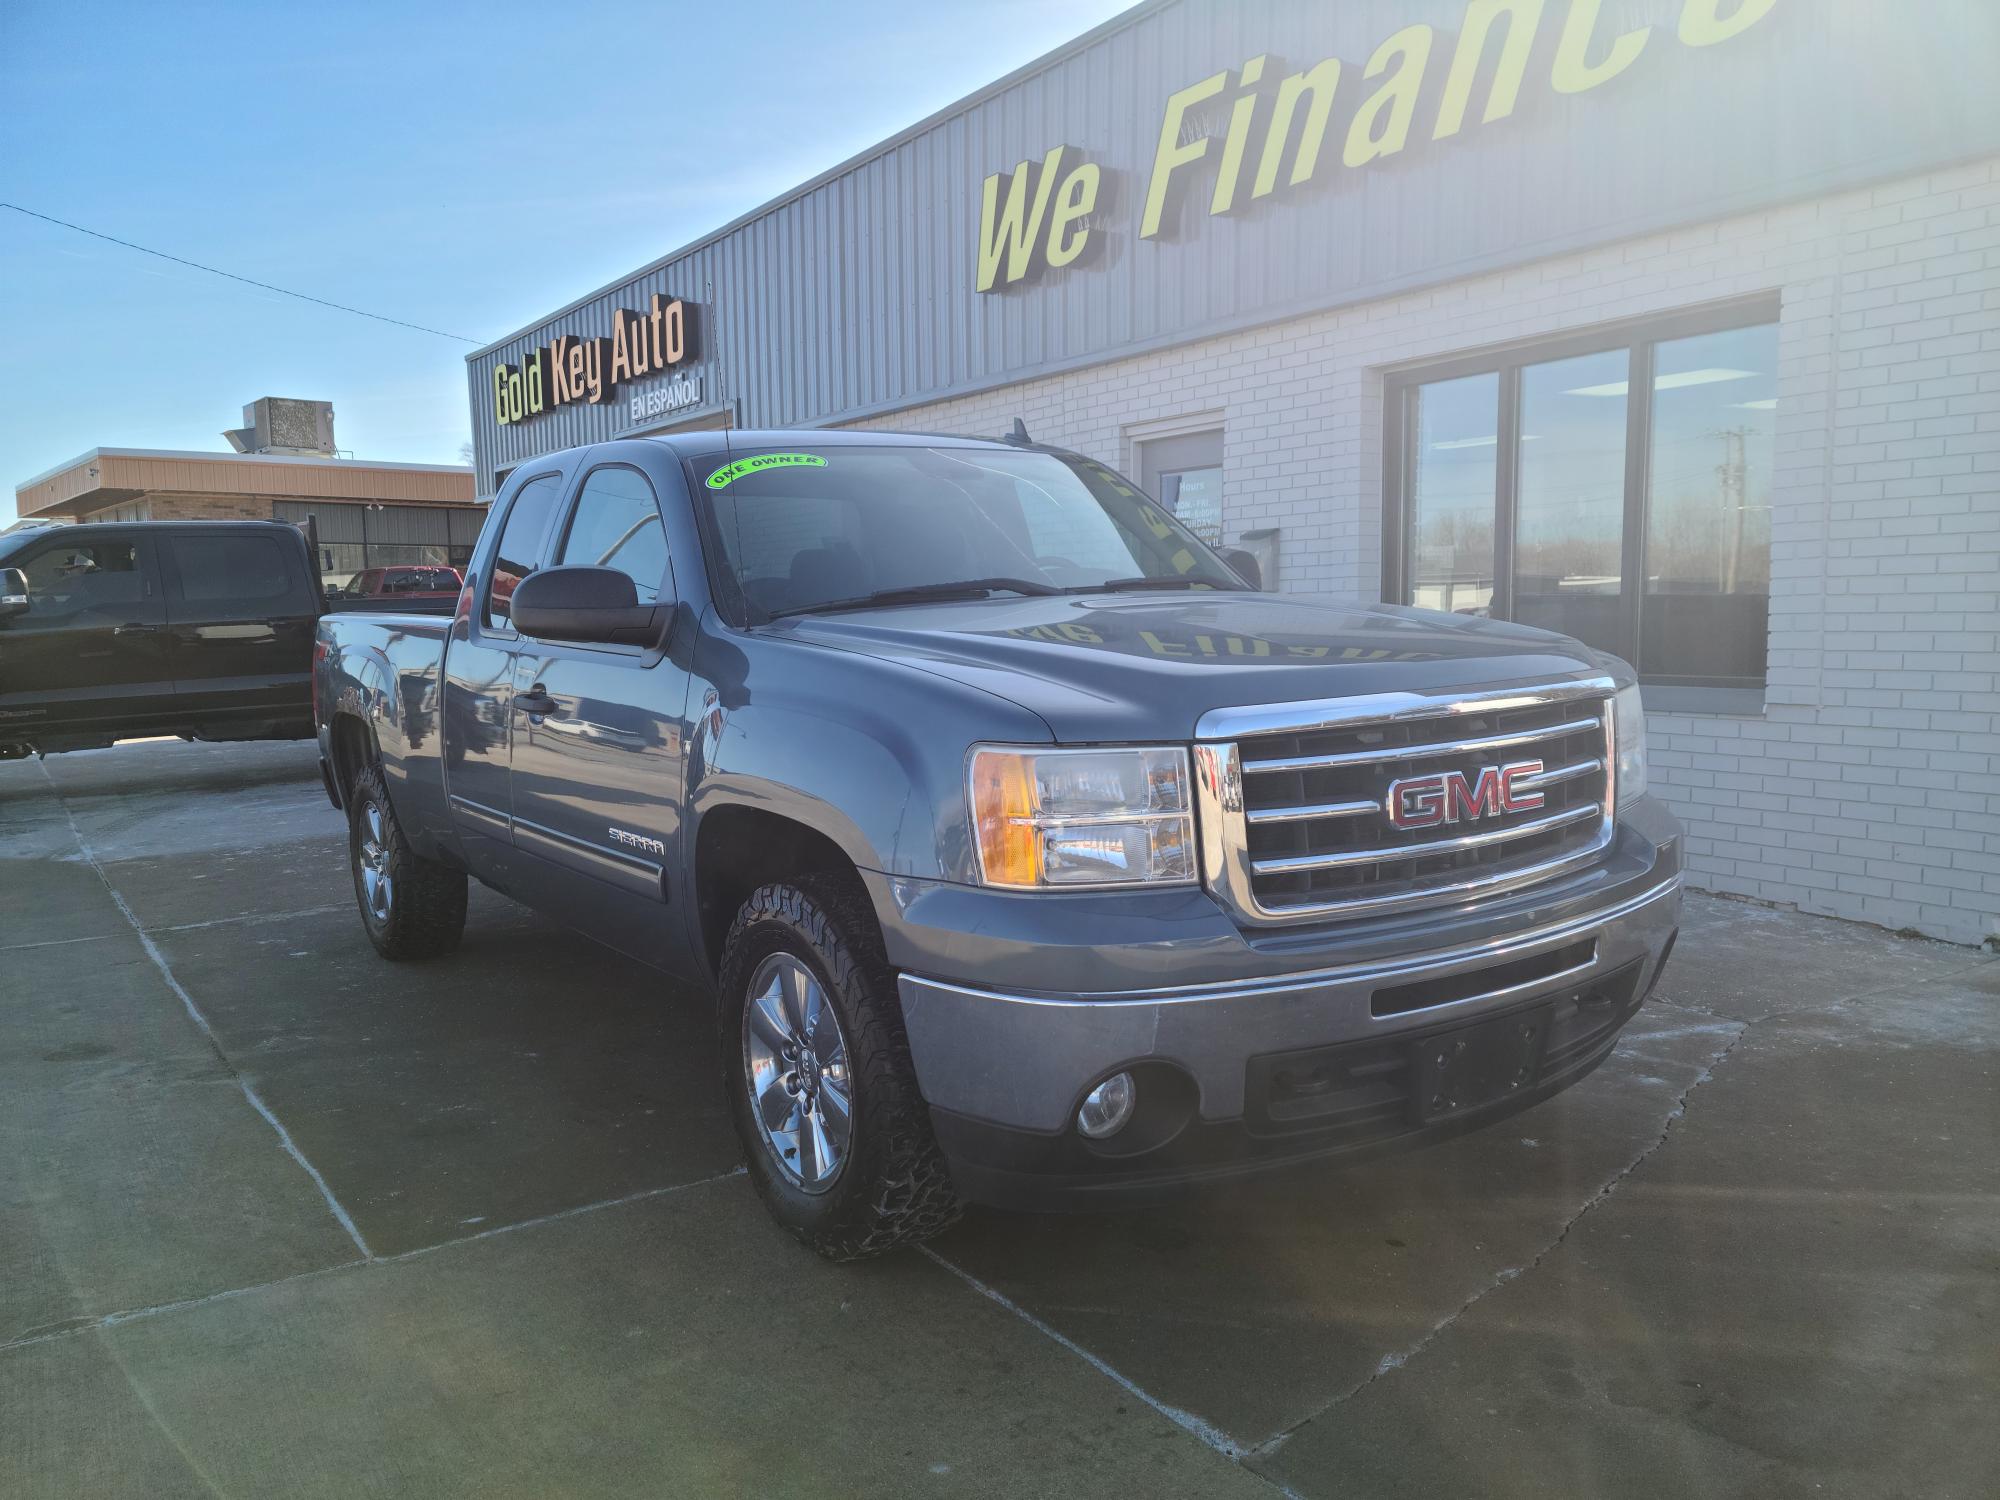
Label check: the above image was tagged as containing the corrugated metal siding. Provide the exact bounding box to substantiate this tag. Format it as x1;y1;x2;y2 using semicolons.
468;0;2000;492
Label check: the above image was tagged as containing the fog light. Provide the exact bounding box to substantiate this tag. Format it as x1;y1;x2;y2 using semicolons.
1076;1072;1136;1139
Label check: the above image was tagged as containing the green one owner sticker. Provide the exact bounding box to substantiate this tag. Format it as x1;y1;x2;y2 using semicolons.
705;453;827;489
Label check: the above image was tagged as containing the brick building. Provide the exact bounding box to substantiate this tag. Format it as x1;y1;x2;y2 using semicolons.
14;398;481;582
463;0;2000;945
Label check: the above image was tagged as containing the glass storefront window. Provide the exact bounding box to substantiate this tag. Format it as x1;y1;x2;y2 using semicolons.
1389;309;1778;692
1409;372;1498;617
1642;324;1777;684
1513;349;1628;654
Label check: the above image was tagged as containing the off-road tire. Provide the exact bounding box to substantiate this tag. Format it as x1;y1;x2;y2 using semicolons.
719;875;962;1260
348;761;467;961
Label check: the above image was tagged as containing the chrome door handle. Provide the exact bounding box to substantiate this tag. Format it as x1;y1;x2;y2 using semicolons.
514;689;558;717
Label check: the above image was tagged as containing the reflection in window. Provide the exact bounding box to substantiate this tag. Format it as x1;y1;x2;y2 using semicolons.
1409;372;1498;616
1642;324;1776;684
560;468;668;604
1391;314;1779;689
1513;349;1628;654
487;475;563;626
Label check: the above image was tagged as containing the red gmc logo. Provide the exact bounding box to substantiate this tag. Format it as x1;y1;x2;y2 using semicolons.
1385;759;1546;830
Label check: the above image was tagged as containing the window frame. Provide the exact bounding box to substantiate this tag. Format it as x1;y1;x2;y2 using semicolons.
1383;295;1779;694
479;469;568;637
162;530;304;611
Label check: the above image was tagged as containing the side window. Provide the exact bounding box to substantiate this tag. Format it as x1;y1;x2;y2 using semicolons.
12;539;147;625
485;474;564;628
557;466;669;604
170;535;293;606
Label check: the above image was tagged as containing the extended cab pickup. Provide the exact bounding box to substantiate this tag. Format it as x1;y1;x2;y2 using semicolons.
0;519;322;759
314;431;1682;1259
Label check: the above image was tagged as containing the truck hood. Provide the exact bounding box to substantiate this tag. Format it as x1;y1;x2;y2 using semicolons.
769;592;1611;742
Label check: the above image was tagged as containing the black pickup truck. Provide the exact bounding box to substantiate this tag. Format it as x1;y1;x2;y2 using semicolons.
0;520;324;758
315;430;1682;1261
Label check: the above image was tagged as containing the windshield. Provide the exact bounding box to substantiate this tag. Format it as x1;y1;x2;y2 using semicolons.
693;444;1245;620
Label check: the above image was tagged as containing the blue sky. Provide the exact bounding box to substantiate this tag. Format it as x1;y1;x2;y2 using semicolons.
0;0;1131;522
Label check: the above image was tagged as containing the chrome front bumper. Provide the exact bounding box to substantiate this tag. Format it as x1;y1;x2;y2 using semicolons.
897;873;1682;1134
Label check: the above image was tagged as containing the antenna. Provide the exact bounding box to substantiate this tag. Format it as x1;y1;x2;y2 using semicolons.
1004;417;1031;447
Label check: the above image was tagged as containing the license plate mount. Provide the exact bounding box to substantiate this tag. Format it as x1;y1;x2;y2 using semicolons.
1412;1005;1552;1122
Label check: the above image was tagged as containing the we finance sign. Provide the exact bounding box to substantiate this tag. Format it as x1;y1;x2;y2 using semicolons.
975;0;1779;291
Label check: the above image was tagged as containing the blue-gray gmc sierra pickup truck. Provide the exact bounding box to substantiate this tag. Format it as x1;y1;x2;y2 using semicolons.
314;430;1681;1259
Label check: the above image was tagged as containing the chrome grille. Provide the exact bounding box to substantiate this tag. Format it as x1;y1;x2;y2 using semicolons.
1193;679;1617;924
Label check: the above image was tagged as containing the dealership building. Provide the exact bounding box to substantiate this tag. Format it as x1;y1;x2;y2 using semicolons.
466;0;2000;946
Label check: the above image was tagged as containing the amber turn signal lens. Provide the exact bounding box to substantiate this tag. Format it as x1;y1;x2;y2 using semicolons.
969;748;1041;887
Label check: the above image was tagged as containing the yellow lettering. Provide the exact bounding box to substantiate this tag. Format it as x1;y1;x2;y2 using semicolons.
1553;0;1649;93
1435;0;1546;140
493;368;512;426
1142;71;1228;238
976;146;1070;289
1140;630;1193;658
1345;25;1433;167
524;349;544;413
1045;161;1101;269
1253;58;1341;199
1678;0;1778;46
1210;55;1267;213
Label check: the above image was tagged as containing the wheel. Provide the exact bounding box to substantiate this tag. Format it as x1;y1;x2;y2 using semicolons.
719;875;961;1260
347;761;467;961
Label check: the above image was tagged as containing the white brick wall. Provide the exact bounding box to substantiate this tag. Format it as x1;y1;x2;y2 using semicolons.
851;157;2000;947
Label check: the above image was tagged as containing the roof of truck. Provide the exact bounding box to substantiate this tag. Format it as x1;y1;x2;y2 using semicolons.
632;429;1059;463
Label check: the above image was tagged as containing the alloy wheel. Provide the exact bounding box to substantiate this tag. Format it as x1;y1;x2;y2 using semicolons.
358;802;394;924
742;952;853;1192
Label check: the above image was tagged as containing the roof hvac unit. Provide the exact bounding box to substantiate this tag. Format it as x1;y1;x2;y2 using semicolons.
223;398;337;457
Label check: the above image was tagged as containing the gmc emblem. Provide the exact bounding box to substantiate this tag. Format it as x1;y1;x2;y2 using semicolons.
1385;759;1546;830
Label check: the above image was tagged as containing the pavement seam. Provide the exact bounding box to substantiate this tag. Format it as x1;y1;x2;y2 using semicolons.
915;1245;1258;1461
37;761;376;1262
0;1168;749;1359
1241;1016;1751;1465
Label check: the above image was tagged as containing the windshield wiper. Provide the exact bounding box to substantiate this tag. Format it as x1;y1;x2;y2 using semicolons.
1086;576;1234;592
768;577;1062;618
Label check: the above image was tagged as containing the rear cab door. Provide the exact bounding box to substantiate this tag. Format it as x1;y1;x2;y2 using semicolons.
161;526;319;733
439;464;569;881
505;446;698;973
0;528;171;743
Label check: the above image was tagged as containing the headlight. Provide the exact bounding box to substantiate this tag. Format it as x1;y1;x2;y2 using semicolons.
1613;684;1648;810
968;746;1195;888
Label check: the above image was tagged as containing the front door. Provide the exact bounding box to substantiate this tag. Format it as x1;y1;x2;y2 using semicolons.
441;469;565;881
0;531;170;744
162;529;317;732
506;462;693;971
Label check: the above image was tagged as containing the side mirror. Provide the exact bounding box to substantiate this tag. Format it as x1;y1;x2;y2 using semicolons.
1223;548;1263;591
0;567;28;621
509;565;670;647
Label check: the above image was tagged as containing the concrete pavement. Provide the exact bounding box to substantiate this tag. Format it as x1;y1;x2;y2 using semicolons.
2;741;1995;1497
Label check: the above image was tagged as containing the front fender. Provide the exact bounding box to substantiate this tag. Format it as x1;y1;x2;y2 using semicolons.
688;626;1052;883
